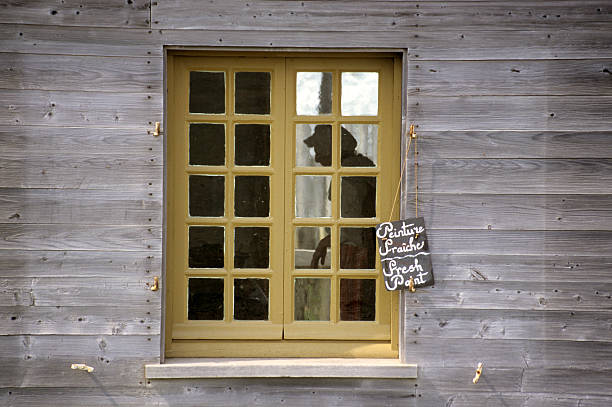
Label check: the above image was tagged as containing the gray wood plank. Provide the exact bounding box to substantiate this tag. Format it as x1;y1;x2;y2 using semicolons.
0;156;162;189
0;335;159;388
416;194;612;231
405;338;612;369
0;53;162;93
0;0;150;28
0;305;159;335
417;367;523;392
0;224;161;251
425;230;612;256
0;188;161;225
416;131;612;159
407;280;612;311
0;24;159;57
152;1;611;31
404;309;612;341
522;369;612;396
0;250;160;278
0;89;161;127
159;29;612;60
408;59;612;96
401;159;612;194
0;126;162;159
415;392;610;407
409;96;612;131
0;277;161;307
431;254;612;283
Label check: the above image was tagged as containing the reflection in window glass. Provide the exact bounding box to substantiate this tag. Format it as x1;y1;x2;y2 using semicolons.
188;278;224;320
341;176;376;218
298;124;331;167
234;227;269;269
295;227;331;269
340;124;377;167
235;124;270;166
189;123;225;166
189;71;225;114
341;72;378;116
296;72;332;115
188;226;224;268
340;279;376;321
294;278;331;321
235;72;271;115
235;176;269;217
234;278;269;320
340;227;376;269
189;175;224;217
295;175;331;218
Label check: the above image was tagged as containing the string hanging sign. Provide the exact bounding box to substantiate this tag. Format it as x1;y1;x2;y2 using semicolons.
376;124;434;291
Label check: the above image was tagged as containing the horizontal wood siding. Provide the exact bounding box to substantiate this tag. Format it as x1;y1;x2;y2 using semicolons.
0;0;610;405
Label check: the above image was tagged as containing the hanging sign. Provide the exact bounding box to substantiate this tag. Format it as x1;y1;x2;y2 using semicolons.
376;217;434;291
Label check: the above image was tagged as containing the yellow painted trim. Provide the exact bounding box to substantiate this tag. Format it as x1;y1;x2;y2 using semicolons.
167;52;401;357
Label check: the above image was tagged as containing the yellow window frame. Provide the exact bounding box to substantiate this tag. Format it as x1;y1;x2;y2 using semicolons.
166;51;401;358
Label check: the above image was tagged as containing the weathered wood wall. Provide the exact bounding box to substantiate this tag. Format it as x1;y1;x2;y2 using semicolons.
1;1;611;406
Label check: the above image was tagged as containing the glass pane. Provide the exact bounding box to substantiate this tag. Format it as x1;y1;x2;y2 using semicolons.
189;175;224;217
235;72;270;115
294;278;330;321
340;279;376;321
340;124;377;167
295;175;331;218
234;278;269;320
235;176;269;217
341;72;378;116
188;278;224;320
340;227;376;269
189;123;225;166
234;227;269;268
296;72;332;115
298;124;331;167
235;124;270;166
341;176;376;218
189;226;224;268
189;71;225;114
295;226;331;269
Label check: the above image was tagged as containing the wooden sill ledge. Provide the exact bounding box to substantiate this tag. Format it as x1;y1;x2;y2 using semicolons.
145;358;417;379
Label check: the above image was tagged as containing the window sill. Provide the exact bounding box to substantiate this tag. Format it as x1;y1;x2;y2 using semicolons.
145;358;417;379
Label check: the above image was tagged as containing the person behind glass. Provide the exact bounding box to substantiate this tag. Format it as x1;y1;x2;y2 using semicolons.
303;125;376;270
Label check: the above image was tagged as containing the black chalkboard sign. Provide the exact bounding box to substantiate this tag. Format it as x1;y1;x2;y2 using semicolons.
375;217;434;291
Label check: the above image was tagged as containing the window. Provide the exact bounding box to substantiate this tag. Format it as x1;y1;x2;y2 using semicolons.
166;52;401;358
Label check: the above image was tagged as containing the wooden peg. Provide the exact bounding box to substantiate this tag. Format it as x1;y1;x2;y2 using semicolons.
150;276;159;291
153;122;161;137
71;363;94;373
472;362;483;384
408;276;416;293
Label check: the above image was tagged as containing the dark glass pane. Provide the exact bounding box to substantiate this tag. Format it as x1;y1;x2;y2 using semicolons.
189;175;224;217
341;176;376;218
300;124;332;167
294;278;330;321
188;278;224;320
235;72;270;115
189;226;224;268
235;176;269;217
234;278;269;320
340;279;376;321
340;125;377;167
189;123;225;166
189;71;225;114
235;124;270;166
234;227;269;268
295;226;331;269
340;227;376;269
